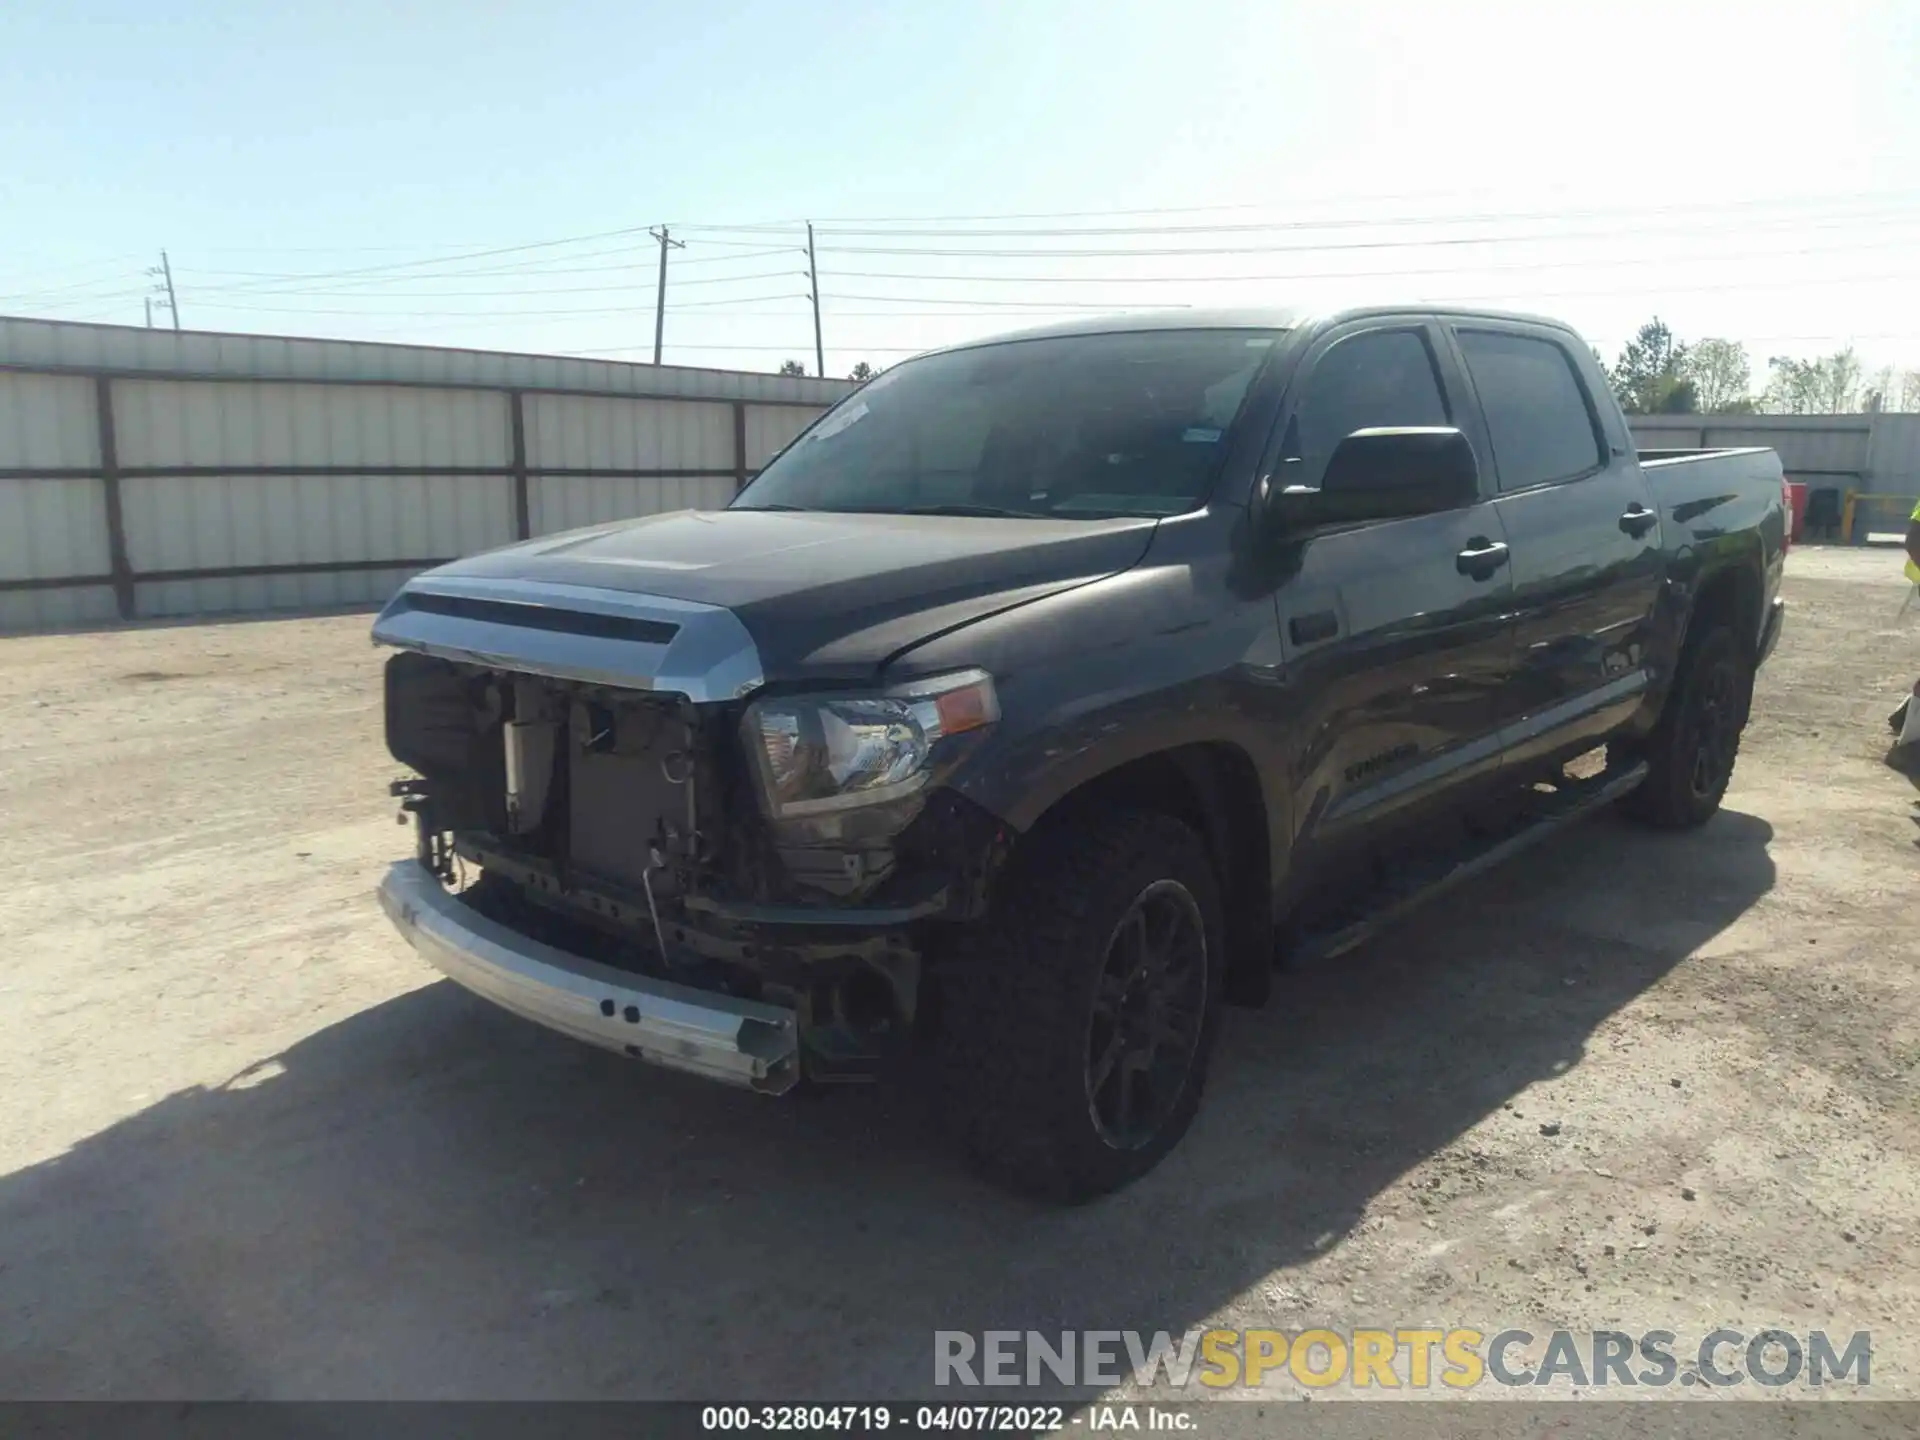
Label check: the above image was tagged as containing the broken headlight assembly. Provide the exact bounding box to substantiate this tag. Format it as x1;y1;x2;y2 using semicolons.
741;669;1000;828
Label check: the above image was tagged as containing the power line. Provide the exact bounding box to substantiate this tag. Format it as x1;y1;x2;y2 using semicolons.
89;190;1913;300
207;223;660;284
180;269;803;301
805;201;1920;240
825;293;1194;309
157;210;1919;309
742;186;1920;226
812;208;1920;259
676;193;1920;241
565;342;931;355
179;246;797;289
815;233;1920;287
187;294;806;319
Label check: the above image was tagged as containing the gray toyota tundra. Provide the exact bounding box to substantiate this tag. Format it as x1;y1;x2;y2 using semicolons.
373;305;1787;1199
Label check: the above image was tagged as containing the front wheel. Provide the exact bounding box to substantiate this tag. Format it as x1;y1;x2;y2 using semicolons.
930;808;1224;1201
1616;622;1752;829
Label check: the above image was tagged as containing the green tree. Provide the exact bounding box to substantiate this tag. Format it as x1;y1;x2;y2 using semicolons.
1610;318;1695;414
1679;338;1752;414
848;361;878;384
777;359;807;377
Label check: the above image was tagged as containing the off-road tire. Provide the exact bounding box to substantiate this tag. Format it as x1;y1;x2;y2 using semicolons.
930;808;1225;1202
1616;622;1752;830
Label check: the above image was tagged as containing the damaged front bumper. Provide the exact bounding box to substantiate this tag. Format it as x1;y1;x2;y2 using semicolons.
378;860;800;1093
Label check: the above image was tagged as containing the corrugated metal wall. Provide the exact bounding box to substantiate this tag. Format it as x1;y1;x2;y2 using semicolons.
1866;415;1920;496
0;372;114;630
1627;414;1877;486
0;318;853;631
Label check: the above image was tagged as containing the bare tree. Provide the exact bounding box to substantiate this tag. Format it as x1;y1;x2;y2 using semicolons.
1680;339;1752;414
1764;357;1822;414
1764;348;1866;414
1900;370;1920;412
1816;347;1863;413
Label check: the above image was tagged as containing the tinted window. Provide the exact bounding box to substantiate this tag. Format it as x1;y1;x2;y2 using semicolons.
1458;330;1603;490
1285;328;1449;481
734;328;1284;519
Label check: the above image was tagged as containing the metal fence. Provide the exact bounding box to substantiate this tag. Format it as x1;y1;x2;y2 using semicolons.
0;317;852;631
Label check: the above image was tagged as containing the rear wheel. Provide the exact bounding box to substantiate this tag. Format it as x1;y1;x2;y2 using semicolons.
1616;622;1751;829
931;808;1224;1201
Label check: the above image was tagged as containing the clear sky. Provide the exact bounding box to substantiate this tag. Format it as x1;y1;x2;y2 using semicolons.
4;0;1919;387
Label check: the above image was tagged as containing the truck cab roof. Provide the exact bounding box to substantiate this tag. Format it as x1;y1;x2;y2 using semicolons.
921;303;1584;356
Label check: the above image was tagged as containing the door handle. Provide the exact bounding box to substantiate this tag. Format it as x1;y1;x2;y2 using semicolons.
1619;505;1658;538
1455;538;1510;581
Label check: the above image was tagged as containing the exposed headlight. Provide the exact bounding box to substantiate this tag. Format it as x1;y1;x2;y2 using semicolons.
742;669;1000;819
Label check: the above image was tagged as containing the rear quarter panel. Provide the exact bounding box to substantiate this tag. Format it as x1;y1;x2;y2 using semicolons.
1643;446;1786;653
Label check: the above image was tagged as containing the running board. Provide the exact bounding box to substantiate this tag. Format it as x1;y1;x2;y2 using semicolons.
1290;759;1650;968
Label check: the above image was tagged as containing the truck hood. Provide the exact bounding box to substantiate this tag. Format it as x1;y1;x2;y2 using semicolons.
421;507;1158;681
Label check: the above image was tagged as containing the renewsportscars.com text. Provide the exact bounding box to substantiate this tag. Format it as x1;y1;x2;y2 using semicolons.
934;1328;1872;1391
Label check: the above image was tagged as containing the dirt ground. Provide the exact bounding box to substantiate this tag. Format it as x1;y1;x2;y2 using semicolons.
2;546;1917;1405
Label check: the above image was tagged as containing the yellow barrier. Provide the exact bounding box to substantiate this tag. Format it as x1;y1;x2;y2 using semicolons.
1841;491;1919;543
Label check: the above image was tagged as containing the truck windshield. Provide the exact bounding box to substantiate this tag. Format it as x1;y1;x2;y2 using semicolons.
733;328;1284;519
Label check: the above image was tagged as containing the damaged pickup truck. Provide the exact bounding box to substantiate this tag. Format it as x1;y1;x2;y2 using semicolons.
374;306;1787;1200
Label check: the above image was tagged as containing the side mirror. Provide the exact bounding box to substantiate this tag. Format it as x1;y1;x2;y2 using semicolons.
1270;426;1480;530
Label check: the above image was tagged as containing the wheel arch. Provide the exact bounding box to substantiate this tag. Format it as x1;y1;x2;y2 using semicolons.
1026;742;1275;1007
1684;558;1764;663
1678;557;1764;725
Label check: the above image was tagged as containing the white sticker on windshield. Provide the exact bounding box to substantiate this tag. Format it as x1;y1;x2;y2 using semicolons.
806;400;869;443
1182;427;1223;443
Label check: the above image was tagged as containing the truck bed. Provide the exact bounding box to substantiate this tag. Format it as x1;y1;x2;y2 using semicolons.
1638;445;1787;546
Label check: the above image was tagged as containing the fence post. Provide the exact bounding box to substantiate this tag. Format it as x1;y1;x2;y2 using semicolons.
733;400;748;493
509;391;530;540
94;376;135;620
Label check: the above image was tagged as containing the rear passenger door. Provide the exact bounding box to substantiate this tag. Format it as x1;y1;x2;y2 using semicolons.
1446;323;1663;769
1270;319;1515;856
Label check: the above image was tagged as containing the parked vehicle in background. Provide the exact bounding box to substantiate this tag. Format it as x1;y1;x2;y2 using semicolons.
372;306;1787;1200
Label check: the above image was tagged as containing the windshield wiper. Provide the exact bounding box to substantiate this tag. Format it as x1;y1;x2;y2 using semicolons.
898;503;1043;518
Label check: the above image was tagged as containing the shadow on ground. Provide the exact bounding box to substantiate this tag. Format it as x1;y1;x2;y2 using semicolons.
0;810;1775;1400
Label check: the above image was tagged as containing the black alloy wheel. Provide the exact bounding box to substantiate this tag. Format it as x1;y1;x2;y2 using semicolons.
1085;879;1209;1151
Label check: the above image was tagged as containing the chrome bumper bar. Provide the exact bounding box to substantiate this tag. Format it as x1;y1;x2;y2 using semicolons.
378;861;799;1094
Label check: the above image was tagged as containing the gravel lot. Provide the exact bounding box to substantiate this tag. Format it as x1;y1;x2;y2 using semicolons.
2;546;1917;1404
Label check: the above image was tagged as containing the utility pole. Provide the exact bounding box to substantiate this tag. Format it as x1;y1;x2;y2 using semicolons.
144;297;153;328
649;226;685;365
160;250;180;330
806;222;824;378
147;250;181;330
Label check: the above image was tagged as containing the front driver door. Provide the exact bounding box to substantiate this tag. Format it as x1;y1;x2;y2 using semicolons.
1268;320;1515;862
